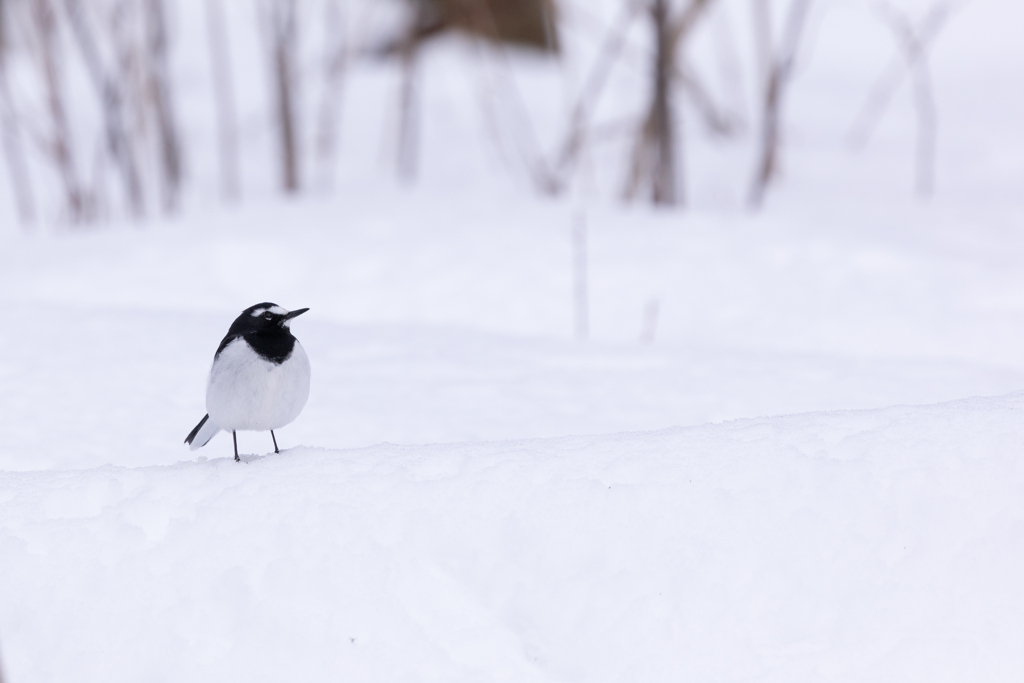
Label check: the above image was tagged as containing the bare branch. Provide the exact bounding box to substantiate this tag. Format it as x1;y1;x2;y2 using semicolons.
648;0;676;204
847;1;955;197
548;0;645;193
625;0;716;207
314;0;347;191
259;0;301;193
847;1;952;147
0;1;36;226
572;211;588;341
670;0;714;45
678;64;735;136
205;0;240;200
32;0;92;222
144;0;182;212
63;0;144;218
467;29;556;192
395;29;419;182
747;0;812;208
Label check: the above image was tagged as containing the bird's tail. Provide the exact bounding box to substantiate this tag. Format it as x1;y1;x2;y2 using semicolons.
184;414;221;450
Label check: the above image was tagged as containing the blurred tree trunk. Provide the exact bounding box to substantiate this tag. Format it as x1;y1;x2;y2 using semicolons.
396;5;423;182
624;0;713;207
144;0;182;212
0;64;34;225
0;0;36;225
264;0;300;193
747;0;810;208
64;0;144;218
205;0;240;200
649;0;675;205
314;0;346;191
37;0;92;221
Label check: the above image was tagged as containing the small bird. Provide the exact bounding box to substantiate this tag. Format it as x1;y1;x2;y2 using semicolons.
185;303;311;462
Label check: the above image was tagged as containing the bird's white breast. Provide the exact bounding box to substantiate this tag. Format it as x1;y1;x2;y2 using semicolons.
206;337;310;431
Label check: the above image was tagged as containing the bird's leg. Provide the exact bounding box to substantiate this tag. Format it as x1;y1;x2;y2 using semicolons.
233;430;240;462
271;430;279;454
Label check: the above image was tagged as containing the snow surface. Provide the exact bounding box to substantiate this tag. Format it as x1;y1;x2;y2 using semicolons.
3;193;1024;472
4;141;1024;683
3;394;1024;682
2;0;1024;679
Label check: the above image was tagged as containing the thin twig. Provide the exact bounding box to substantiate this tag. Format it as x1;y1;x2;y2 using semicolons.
145;0;182;212
549;0;646;192
847;1;952;147
847;1;955;197
64;0;144;218
0;26;36;226
205;0;240;200
747;0;812;208
314;0;348;191
573;211;588;341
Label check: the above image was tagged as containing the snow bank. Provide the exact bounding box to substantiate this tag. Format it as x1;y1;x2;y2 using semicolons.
3;394;1023;682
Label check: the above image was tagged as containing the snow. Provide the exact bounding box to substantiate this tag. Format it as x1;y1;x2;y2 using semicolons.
4;194;1024;680
3;194;1024;473
2;0;1024;679
3;394;1024;682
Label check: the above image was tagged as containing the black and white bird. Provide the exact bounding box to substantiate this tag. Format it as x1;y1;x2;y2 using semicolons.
185;303;311;462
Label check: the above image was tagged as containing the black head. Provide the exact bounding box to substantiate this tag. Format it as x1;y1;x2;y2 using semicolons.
233;302;309;333
216;302;309;363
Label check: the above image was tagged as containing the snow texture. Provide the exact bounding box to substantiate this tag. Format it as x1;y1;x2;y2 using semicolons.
2;395;1024;682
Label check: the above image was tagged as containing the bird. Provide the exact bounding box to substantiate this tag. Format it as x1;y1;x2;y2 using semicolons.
185;303;310;462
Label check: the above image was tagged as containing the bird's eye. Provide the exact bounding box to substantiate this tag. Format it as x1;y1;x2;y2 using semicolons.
263;312;273;320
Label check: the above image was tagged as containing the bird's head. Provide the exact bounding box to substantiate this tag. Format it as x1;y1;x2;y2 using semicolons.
237;302;309;334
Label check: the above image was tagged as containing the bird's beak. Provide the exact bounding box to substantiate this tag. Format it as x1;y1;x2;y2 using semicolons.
281;308;309;325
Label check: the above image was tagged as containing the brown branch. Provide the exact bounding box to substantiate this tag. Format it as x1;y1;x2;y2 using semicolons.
625;0;716;207
648;0;676;204
747;0;811;208
271;0;300;192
